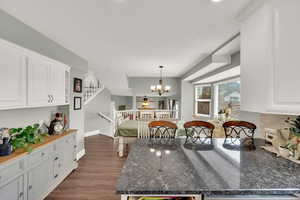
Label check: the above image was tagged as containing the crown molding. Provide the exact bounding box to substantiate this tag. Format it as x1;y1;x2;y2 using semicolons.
236;0;267;22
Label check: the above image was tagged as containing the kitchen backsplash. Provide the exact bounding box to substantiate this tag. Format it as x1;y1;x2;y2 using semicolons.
260;113;297;131
0;106;59;128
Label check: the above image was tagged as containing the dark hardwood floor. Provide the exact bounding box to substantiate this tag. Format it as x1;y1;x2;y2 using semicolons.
45;135;126;200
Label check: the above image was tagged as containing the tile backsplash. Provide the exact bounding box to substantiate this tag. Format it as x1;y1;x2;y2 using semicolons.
260;114;297;131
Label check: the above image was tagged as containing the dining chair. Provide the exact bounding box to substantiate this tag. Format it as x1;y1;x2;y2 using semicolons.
148;120;178;139
222;121;257;139
184;121;215;143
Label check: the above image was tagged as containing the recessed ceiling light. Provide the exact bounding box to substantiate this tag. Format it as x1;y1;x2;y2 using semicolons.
211;0;224;2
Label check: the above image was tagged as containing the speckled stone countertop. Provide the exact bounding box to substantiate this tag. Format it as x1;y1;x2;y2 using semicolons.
116;138;300;195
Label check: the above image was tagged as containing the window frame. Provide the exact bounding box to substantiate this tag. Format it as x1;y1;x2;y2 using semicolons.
194;84;212;117
213;77;241;118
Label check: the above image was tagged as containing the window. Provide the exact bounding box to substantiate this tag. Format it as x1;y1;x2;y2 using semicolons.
217;80;240;118
195;85;212;116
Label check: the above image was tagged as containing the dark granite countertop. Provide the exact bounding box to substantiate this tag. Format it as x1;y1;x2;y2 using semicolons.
116;138;300;195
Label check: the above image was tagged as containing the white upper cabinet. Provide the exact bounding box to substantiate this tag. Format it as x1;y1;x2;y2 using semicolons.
240;0;300;115
0;40;27;110
27;56;51;106
50;63;67;105
0;38;70;110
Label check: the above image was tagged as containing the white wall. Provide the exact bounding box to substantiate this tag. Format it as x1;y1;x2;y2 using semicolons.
111;95;133;110
181;80;194;121
85;88;112;136
0;107;58;128
69;68;87;154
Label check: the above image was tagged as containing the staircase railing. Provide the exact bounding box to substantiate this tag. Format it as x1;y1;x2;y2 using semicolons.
83;84;105;105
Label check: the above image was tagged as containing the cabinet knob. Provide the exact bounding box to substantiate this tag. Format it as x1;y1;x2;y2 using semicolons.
19;192;24;197
74;145;77;148
48;95;51;103
41;152;45;156
54;157;59;161
28;185;32;190
54;174;58;178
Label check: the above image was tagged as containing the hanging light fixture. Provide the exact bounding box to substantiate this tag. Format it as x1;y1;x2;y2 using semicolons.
150;66;171;96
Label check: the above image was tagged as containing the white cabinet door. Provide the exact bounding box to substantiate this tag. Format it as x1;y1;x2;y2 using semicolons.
240;0;300;114
240;3;272;113
28;159;52;200
49;63;66;105
0;176;24;200
267;0;300;113
0;40;27;110
27;56;51;106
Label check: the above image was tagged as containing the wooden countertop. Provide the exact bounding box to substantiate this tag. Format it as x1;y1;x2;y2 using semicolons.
0;129;77;165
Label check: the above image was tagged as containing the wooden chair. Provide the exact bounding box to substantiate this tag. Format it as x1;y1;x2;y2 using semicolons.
223;121;256;139
184;121;215;143
148;120;177;139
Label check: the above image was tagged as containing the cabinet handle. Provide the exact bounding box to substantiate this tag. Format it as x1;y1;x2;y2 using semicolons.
54;157;59;161
28;185;32;190
48;95;51;103
74;159;77;162
51;95;54;103
19;192;24;197
54;174;58;178
74;145;77;148
41;152;45;156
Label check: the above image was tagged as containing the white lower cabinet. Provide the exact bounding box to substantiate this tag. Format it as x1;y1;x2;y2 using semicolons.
27;159;52;200
0;176;24;200
0;132;78;200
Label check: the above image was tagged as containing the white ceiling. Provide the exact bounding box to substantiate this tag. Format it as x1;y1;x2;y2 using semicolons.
0;0;250;88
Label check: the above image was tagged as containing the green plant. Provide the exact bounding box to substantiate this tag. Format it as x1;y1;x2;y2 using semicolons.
9;124;45;152
285;116;300;138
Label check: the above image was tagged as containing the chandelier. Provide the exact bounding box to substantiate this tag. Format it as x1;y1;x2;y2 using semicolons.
150;66;171;96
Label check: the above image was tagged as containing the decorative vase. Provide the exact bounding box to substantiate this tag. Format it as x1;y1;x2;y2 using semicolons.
0;137;12;156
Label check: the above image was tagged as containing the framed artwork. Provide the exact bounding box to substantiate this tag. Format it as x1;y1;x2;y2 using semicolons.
74;97;82;110
73;78;82;93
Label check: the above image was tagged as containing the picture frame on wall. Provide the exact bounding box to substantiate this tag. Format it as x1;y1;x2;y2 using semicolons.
74;97;82;110
73;78;82;93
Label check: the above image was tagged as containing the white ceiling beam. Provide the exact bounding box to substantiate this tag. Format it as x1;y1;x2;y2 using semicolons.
191;51;240;83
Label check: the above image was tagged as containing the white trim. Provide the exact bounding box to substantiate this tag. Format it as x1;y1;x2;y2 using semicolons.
236;0;266;22
99;131;114;138
76;149;86;160
83;86;104;105
85;130;100;137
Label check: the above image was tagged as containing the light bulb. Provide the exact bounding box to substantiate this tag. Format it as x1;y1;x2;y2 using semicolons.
165;85;171;92
150;85;156;91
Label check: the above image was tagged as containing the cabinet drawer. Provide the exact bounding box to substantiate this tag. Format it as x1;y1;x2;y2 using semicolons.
0;160;24;186
28;146;52;167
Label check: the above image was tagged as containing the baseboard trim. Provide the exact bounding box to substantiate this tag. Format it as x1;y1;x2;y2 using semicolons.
85;130;114;138
99;131;114;138
76;149;86;160
85;130;100;137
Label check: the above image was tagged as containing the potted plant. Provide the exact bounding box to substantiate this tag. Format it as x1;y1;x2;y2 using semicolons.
282;116;300;160
9;124;46;153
